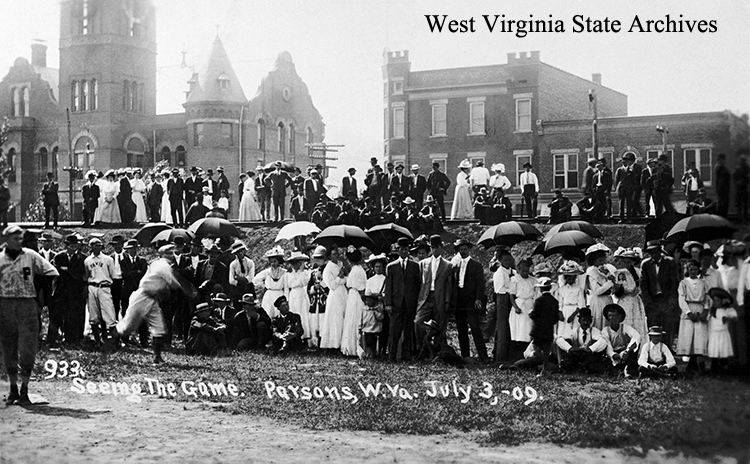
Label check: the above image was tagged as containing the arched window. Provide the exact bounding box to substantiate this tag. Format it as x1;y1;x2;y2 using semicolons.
278;122;285;154
38;147;48;182
81;79;88;111
289;124;295;155
257;119;265;150
123;80;130;111
127;137;145;167
161;146;171;164
23;87;30;117
175;145;186;167
72;81;79;112
6;148;16;183
90;79;98;110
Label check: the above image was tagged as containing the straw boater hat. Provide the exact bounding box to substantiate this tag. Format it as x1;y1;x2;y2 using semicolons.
402;197;415;205
613;247;641;260
453;238;473;249
423;320;441;332
212;292;231;302
558;261;585;275
585;243;611;256
312;245;327;259
241;293;259;306
265;246;285;261
458;159;472;169
288;251;310;262
532;261;557;276
647;326;665;336
193;302;211;314
708;287;734;306
491;163;506;173
411;164;419;171
230;241;247;254
645;240;662;252
535;277;554;288
123;239;139;249
682;241;707;253
425;195;436;204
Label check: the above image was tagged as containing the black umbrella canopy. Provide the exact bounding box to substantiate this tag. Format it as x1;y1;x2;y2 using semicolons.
545;221;602;240
532;230;596;257
477;221;542;249
313;225;375;250
188;217;241;238
133;222;172;246
666;213;738;243
366;223;413;254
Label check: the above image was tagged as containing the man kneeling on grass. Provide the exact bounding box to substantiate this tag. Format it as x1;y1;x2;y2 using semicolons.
600;303;641;377
186;303;227;356
234;294;272;351
271;296;304;354
638;326;677;379
555;307;608;373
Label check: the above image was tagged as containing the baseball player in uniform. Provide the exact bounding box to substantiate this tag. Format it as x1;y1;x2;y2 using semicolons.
84;238;117;348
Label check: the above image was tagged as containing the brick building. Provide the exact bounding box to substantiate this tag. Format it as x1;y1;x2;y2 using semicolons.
0;0;325;219
383;50;750;211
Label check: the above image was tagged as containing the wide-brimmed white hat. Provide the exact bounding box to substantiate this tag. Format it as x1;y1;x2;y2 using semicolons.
585;243;611;256
458;159;472;169
491;163;506;172
264;246;286;260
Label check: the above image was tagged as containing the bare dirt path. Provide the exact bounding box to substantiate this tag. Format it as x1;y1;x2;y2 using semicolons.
0;380;737;464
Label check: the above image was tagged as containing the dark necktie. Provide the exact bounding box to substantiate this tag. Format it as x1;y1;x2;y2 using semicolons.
582;330;587;344
240;259;245;274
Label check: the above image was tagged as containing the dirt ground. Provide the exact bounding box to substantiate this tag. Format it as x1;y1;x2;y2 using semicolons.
0;380;739;464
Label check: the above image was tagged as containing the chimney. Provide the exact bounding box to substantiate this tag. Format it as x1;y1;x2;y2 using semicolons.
530;50;540;61
31;42;47;68
592;73;602;85
506;52;515;64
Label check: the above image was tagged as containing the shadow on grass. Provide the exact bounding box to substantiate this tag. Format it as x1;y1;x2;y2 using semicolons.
22;404;112;419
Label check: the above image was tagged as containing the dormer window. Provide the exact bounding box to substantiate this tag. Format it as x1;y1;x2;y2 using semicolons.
218;73;230;91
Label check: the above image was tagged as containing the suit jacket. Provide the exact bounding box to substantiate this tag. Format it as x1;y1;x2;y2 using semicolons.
426;170;450;195
194;259;229;289
53;251;87;296
184;176;202;203
217;173;231;194
389;174;409;199
290;195;309;221
147;181;163;208
304;178;325;207
42;181;60;207
255;174;270;194
641;168;654;193
268;171;291;197
529;292;560;342
640;256;680;304
364;171;386;197
581;166;596;193
341;176;358;198
594;168;613;193
614;165;638;194
416;256;453;313
408;174;427;202
451;257;484;310
82;182;100;209
167;177;184;202
384;258;421;311
203;179;220;201
234;308;272;341
715;164;731;194
272;311;304;338
120;253;148;293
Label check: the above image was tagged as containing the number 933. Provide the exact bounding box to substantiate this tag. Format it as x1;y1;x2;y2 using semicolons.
44;359;84;379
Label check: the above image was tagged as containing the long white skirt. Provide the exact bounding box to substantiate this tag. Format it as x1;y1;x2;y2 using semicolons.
510;296;534;342
288;286;312;341
262;288;285;320
340;288;365;356
239;192;262;221
320;286;348;349
451;185;473;219
132;191;148;223
99;198;121;223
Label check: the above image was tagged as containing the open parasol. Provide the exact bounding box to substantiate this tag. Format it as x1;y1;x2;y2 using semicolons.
133;222;172;246
188;217;241;238
276;221;321;242
544;220;602;240
477;221;542;249
666;214;738;243
150;228;194;245
312;225;374;250
532;230;596;257
366;223;414;254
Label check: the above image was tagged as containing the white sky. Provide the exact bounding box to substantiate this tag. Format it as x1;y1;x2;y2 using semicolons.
2;0;749;180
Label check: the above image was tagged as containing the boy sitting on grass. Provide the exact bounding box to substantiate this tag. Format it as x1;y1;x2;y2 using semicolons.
555;307;608;373
271;296;304;354
600;303;641;377
638;326;677;378
186;303;227;356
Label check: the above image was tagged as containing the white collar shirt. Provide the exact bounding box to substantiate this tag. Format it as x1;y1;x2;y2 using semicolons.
458;256;470;288
430;256;441;291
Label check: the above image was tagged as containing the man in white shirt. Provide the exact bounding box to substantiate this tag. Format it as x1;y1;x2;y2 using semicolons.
451;239;488;362
84;238;117;349
556;307;608;373
518;162;539;218
600;303;641;377
490;249;516;362
489;164;511;194
229;241;255;301
638;326;677;378
469;160;491;195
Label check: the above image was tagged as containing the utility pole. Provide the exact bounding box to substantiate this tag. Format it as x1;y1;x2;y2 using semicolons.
589;89;598;160
305;142;342;180
62;108;81;220
656;125;669;158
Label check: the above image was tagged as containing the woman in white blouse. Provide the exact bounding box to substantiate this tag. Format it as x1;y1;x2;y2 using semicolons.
451;160;473;220
239;171;262;221
252;247;287;319
228;241;255;300
285;251;313;346
130;170;148;223
99;170;122;224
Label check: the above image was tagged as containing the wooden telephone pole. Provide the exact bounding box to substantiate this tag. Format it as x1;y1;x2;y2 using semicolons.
305;142;343;180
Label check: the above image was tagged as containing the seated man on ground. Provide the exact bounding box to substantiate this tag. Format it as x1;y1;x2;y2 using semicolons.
638;326;677;378
186;302;227;356
234;294;272;351
419;320;464;366
490;188;512;224
555;307;608;373
548;189;573;224
600;303;641;377
271;296;304;354
577;190;605;223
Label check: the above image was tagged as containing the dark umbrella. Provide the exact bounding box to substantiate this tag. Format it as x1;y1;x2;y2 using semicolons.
544;220;602;240
366;223;414;254
188;217;241;238
532;230;596;257
313;225;374;250
477;221;542;249
150;228;194;245
133;222;172;246
263;161;296;173
666;213;738;243
644;211;687;243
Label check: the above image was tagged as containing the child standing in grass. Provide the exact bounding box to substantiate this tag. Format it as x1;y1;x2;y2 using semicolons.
510;259;536;345
677;260;709;372
359;291;384;359
528;277;559;377
706;287;738;374
555;261;586;336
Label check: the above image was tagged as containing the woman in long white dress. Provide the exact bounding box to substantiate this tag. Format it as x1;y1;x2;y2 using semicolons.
340;249;366;357
252;247;287;319
285;252;312;344
320;244;348;350
99;170;122;224
510;260;536;342
131;170;148;223
94;172;107;224
239;172;262;221
585;244;616;330
612;248;648;340
160;171;172;224
451;160;473;219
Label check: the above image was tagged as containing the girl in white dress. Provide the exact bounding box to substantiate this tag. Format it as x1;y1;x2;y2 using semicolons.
364;255;387;355
677;260;709;370
510;259;536;342
340;248;366;357
450;160;473;220
556;261;587;336
706;287;738;372
612;248;648;340
285;252;312;345
131;170;148;223
239;172;262;221
252;247;287;319
320;245;348;350
99;171;122;224
160;171;172;223
585;244;616;330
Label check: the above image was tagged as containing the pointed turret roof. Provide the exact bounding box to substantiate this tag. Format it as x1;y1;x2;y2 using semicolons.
185;35;246;104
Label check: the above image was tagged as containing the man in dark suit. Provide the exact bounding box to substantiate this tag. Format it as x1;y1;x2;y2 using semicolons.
581;158;597;195
290;184;309;222
270;296;305;353
194;244;230;301
268;162;292;222
426;162;451;221
640;240;680;349
42;172;60;228
641;159;656;217
364;164;386;209
184;166;202;207
185;193;210;225
614;153;639;222
216;166;231;198
384;237;421;361
304;169;325;209
120;239;149;346
167;168;185;227
652;158;675;217
389;164;409;202
414;235;453;354
234;294;272;350
451;239;488;362
714;153;731;217
341;167;358;199
51;235;87;346
593;159;613;218
408;164;428;211
147;173;164;222
81;171;100;226
203;169;220;204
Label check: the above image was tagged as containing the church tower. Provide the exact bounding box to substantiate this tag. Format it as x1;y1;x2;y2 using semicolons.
58;0;156;172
